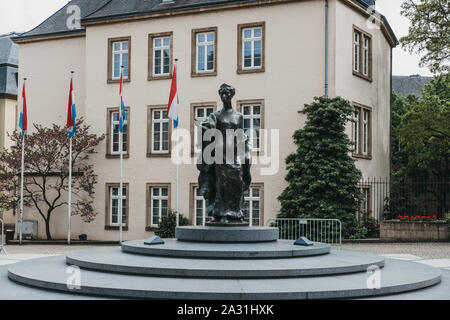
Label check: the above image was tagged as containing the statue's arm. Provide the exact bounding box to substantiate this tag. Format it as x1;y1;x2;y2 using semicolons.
197;113;218;201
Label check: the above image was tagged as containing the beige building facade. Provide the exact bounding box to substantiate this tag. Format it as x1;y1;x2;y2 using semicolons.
0;33;19;226
13;0;397;240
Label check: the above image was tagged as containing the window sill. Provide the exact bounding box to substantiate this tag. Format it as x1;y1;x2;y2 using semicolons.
352;71;372;83
352;153;372;160
237;67;265;75
106;154;130;159
191;71;217;78
105;226;129;231
148;75;172;81
108;78;131;84
147;153;171;158
145;227;158;232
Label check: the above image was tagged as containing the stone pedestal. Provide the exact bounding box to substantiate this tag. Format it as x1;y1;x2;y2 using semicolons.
6;225;442;299
175;226;279;243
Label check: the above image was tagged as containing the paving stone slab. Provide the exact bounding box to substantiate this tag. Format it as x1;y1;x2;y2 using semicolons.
66;247;385;278
121;239;330;259
416;259;450;269
381;254;422;261
7;256;441;300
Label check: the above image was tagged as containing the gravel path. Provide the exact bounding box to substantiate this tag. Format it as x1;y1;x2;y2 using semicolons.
3;242;450;259
338;242;450;259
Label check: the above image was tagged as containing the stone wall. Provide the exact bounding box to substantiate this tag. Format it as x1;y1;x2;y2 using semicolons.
380;221;449;242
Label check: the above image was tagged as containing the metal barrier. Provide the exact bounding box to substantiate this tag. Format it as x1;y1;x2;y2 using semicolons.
0;218;7;255
266;218;342;245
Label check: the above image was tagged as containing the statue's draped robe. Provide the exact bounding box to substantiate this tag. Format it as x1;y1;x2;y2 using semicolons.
197;109;251;222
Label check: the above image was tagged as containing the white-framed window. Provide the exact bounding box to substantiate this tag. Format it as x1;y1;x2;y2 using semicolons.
243;187;261;227
110;187;126;226
153;36;171;76
352;105;371;157
363;36;370;76
112;41;129;80
242;27;262;69
111;111;128;155
196;32;215;73
150;187;169;227
152;109;169;154
353;28;372;80
242;104;261;151
353;108;360;153
194;106;215;153
362;109;369;155
193;187;212;226
353;31;360;73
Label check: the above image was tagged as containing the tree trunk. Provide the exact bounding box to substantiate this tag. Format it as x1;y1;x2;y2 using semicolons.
45;214;52;240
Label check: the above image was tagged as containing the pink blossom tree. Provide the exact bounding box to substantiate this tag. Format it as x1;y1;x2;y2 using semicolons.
0;119;105;240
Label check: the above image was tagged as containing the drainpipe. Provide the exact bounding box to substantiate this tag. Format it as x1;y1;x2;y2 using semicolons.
324;0;329;98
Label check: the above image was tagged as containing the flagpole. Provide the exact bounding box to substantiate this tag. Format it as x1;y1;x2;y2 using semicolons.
19;78;26;245
19;134;25;244
67;71;74;245
119;66;124;244
174;59;179;228
68;137;72;244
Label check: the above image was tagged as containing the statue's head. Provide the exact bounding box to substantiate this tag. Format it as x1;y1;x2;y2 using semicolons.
218;83;235;104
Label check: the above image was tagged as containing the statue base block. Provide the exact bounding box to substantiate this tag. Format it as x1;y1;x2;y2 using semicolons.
176;226;279;243
205;221;249;227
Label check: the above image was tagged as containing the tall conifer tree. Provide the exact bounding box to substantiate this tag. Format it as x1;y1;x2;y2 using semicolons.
278;97;363;238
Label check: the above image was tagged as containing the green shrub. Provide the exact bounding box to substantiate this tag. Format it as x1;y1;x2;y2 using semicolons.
154;210;189;238
347;225;368;240
362;217;380;238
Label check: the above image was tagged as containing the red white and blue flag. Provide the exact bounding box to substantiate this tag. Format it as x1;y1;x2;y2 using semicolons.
119;70;126;133
167;66;179;128
67;78;77;138
19;83;27;136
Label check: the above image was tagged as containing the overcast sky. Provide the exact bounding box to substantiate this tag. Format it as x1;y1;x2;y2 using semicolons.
0;0;433;76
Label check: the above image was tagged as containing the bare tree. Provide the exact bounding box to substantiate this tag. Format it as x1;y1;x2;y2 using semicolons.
0;119;105;240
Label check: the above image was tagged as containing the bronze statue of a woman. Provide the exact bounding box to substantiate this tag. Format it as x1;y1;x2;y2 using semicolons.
197;84;252;225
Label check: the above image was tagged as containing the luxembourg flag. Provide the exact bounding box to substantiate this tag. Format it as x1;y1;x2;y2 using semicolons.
119;70;126;133
167;66;179;128
19;83;27;136
67;78;77;138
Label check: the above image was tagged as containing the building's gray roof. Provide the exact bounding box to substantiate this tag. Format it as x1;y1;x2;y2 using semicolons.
82;0;384;23
14;0;397;44
0;33;19;65
392;75;433;98
14;0;110;41
0;33;19;97
83;0;270;21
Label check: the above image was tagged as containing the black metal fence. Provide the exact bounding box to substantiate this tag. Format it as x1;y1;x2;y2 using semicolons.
357;177;450;221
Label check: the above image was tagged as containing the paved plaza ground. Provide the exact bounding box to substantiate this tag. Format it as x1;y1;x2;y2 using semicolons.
0;241;449;300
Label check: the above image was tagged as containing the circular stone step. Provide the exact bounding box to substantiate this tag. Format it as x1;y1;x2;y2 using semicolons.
66;247;385;278
8;256;441;300
121;239;330;259
175;226;279;243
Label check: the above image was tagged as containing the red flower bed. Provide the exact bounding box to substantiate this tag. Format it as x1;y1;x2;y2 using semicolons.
396;215;445;222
